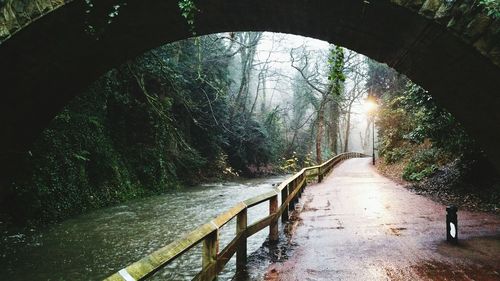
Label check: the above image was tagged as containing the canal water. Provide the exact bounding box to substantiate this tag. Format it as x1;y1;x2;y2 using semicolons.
0;175;287;280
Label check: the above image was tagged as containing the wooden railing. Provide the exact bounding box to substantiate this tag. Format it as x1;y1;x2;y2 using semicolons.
104;152;366;281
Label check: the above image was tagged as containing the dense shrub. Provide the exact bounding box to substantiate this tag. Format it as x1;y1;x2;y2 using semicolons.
369;60;499;211
402;148;440;182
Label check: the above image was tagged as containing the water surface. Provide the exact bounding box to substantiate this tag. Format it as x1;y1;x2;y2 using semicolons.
1;176;287;280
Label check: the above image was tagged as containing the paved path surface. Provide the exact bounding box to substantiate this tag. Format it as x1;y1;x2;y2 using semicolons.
265;158;500;280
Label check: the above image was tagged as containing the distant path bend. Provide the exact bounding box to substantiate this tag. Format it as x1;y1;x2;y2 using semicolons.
265;158;500;281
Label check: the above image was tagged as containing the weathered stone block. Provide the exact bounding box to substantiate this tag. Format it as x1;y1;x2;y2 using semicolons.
0;21;10;42
474;36;491;56
2;3;20;33
36;0;54;14
434;1;454;20
10;0;32;27
50;0;66;7
486;20;500;66
490;46;500;67
405;0;425;11
447;3;476;36
420;0;443;18
465;13;492;40
26;0;45;19
390;0;407;6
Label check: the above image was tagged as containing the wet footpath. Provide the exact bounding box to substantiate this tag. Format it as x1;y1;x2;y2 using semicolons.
265;158;500;280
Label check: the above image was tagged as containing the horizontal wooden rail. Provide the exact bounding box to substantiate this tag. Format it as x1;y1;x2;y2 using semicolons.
104;152;367;281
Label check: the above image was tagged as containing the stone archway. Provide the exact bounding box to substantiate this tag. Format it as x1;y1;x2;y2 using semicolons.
0;0;499;171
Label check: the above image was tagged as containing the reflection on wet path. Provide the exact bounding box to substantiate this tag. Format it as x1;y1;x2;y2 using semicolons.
266;158;500;280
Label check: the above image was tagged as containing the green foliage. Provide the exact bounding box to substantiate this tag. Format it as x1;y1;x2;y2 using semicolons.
398;83;473;154
376;75;481;184
3;34;287;225
328;46;346;96
4;35;249;224
224;112;274;174
263;107;287;163
383;147;409;164
83;0;127;39
377;80;474;161
367;60;500;211
479;0;500;18
377;95;412;161
280;152;300;173
7;87;145;223
402;148;440;181
178;0;199;34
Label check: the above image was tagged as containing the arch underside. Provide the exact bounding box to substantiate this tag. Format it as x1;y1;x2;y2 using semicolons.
0;0;499;171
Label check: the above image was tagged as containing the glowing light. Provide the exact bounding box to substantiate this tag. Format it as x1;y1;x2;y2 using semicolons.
363;97;378;115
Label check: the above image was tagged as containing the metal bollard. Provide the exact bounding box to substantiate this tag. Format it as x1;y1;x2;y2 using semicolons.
446;205;458;243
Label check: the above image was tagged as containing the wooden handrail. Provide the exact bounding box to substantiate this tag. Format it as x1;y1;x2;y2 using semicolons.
104;152;367;281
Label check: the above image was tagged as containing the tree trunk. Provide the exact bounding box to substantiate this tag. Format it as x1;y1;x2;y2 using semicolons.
316;106;324;164
337;128;343;154
364;118;372;153
328;102;339;155
232;32;262;115
344;103;352;152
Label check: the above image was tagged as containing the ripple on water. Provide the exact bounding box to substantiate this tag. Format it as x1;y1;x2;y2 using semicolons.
0;175;288;280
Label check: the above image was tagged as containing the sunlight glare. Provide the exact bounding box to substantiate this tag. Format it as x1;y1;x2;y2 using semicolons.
363;98;378;117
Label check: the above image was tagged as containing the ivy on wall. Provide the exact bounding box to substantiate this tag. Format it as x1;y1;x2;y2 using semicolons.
178;0;199;34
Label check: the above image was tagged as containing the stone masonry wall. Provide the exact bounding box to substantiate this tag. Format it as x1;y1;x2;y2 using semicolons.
0;0;498;65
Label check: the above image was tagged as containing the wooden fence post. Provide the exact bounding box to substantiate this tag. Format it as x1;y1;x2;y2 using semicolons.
318;166;323;183
300;174;306;196
202;229;218;281
236;208;247;272
294;179;300;203
269;195;279;242
281;185;289;222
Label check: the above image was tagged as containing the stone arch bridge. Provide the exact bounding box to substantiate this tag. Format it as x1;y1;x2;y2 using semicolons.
0;0;499;173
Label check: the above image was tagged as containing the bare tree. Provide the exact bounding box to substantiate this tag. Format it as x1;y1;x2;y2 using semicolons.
340;65;366;152
227;32;263;115
290;45;348;163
